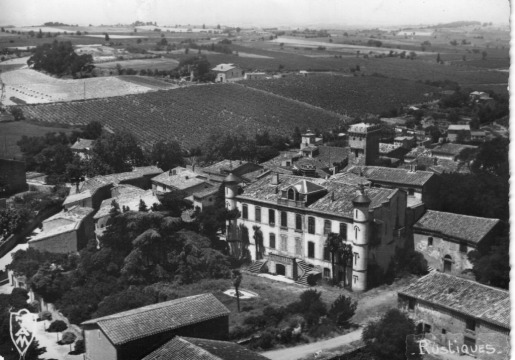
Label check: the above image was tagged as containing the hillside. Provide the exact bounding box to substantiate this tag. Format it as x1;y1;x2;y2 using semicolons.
10;83;347;149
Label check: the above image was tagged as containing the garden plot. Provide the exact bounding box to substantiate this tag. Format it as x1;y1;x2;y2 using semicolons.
0;69;155;105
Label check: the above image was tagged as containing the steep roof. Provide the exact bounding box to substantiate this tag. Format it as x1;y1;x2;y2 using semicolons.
239;174;396;218
414;210;499;244
142;336;269;360
71;138;95;151
399;272;509;329
346;166;434;187
81;293;230;346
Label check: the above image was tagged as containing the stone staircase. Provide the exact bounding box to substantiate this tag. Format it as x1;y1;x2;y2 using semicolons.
247;259;268;274
295;259;322;286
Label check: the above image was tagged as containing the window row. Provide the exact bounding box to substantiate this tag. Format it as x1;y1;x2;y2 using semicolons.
241;204;348;237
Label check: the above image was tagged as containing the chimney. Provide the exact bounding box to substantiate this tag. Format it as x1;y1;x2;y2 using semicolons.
271;173;279;185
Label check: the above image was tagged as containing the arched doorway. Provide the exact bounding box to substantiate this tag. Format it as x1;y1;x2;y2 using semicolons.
443;255;452;273
276;264;286;276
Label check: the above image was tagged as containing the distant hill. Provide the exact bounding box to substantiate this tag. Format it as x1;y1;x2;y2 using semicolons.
429;21;481;28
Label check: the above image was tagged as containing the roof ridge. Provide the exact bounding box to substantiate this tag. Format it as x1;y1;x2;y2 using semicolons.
85;293;209;324
423;210;500;222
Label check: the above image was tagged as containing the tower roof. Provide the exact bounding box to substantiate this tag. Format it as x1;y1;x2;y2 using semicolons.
224;172;241;184
352;184;371;205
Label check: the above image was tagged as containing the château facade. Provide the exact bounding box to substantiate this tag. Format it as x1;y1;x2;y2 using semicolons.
224;172;408;291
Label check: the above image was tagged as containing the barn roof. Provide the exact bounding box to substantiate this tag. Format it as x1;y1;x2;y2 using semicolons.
413;210;499;243
399;272;509;329
141;336;269;360
81;293;230;345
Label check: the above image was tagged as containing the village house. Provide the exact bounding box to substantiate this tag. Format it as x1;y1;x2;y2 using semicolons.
261;130;349;178
189;186;219;210
93;184;160;240
151;167;213;195
430;143;478;161
393;135;417;149
470;130;487;142
141;336;270;360
212;63;243;82
244;72;267;80
196;160;263;184
70;138;96;159
344;165;438;208
82;293;230;360
28;206;95;254
63;166;162;210
447;124;471;143
347;123;382;166
225;172;407;291
413;210;500;274
398;271;510;360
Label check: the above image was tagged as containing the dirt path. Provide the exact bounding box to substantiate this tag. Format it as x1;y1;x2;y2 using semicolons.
262;328;363;360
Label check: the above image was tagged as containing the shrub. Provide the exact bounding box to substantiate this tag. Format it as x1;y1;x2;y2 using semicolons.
73;339;85;354
251;330;275;350
47;320;67;332
328;295;358;327
242;305;254;312
59;331;76;344
229;325;254;340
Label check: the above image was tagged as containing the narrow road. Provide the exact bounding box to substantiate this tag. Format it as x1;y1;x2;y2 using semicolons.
261;328;363;360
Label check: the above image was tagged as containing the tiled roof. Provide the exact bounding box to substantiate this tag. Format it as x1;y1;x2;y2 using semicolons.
329;172;370;186
399;272;509;329
71;138;95;151
346;166;434;187
431;143;478;157
212;63;238;72
94;188;159;219
414;210;499;243
63;190;92;205
239;174;395;218
142;337;269;360
152;169;206;190
260;151;301;168
29;206;94;242
316;146;349;165
80;166;162;193
81;293;230;345
201;160;249;176
193;186;219;199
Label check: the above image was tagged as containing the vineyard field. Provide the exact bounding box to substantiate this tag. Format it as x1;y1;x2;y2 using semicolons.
10;83;347;149
242;75;439;116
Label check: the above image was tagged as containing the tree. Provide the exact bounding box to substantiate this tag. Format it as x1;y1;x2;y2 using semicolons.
362;309;421;360
436;53;441;63
138;199;148;212
325;233;341;285
232;269;242;312
150;140;184;171
252;225;264;260
88;130;147;176
328;294;357;327
468;235;509;289
27;41;94;77
105;33;110;42
47;320;68;332
471;138;509;178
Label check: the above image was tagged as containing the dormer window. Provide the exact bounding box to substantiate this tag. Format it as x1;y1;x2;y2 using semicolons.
288;188;296;200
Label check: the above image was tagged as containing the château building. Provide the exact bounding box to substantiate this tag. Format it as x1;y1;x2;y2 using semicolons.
224;172;408;291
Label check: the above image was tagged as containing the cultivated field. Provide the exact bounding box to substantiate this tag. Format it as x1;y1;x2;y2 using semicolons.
95;57;180;71
0;69;157;105
10;83;347;149
242;75;439;116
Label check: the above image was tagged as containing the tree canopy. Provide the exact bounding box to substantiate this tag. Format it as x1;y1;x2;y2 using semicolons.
27;40;94;77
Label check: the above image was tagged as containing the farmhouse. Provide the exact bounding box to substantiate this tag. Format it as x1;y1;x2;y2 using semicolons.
212;63;243;82
70;138;96;159
141;336;269;360
244;72;267;80
413;210;500;275
225;172;408;291
82;293;230;360
28;206;95;254
398;271;510;360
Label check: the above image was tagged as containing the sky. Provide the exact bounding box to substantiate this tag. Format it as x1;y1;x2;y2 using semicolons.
0;0;510;28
